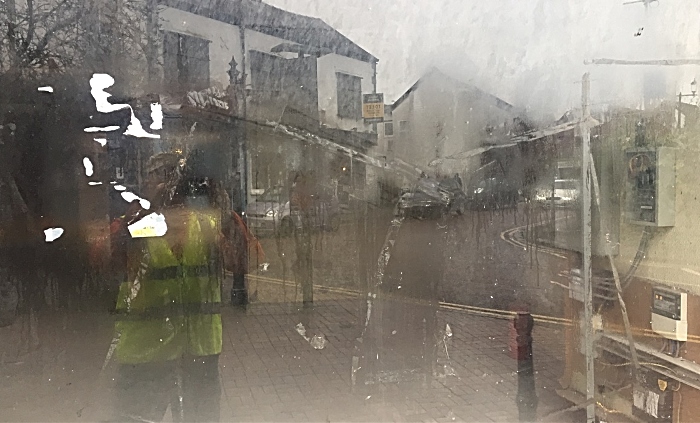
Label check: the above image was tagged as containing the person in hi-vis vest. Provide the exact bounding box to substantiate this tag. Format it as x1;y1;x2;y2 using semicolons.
112;151;227;422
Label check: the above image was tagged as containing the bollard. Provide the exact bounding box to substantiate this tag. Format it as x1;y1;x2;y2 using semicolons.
230;271;248;307
512;310;538;422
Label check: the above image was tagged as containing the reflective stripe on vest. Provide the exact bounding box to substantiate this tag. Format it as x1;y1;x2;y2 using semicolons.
115;212;222;364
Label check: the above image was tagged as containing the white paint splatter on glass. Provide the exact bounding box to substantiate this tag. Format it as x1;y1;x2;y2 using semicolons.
44;227;64;242
84;126;120;133
88;73;160;139
83;157;94;176
150;103;163;130
128;213;168;238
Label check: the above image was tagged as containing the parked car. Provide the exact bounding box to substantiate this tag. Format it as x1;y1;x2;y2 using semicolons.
245;186;340;236
466;176;520;210
396;177;452;219
534;179;579;208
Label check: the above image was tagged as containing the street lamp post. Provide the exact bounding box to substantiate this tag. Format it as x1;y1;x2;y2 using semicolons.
677;78;697;129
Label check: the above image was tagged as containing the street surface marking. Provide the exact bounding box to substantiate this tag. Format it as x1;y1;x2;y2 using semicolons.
246;274;571;326
500;224;568;259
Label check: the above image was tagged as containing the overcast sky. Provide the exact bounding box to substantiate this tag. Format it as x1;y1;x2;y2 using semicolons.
266;0;700;120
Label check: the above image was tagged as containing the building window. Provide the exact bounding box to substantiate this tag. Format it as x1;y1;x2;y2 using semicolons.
399;120;410;134
384;121;394;137
336;72;362;119
250;51;283;92
163;31;210;93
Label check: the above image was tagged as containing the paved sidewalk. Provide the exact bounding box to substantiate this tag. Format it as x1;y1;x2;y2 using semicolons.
216;299;574;422
1;296;576;422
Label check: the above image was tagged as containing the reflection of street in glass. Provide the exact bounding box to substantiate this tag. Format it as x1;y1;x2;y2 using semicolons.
2;1;698;421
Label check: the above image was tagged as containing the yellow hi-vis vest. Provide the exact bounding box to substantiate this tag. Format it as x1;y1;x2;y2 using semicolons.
115;212;222;364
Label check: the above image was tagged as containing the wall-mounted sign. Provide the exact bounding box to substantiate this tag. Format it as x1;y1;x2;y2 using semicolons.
363;93;384;123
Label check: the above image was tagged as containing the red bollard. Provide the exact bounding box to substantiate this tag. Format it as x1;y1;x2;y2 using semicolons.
509;311;534;360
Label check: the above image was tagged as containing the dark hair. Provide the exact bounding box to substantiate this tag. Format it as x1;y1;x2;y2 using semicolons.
151;147;231;210
174;176;213;208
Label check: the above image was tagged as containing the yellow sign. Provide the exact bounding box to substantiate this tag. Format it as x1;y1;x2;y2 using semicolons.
363;93;384;122
363;103;384;119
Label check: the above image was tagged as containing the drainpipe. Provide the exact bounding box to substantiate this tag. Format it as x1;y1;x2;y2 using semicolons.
371;59;378;134
239;21;249;214
371;59;377;94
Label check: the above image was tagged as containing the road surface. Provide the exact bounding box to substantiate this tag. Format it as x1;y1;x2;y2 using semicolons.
255;203;571;317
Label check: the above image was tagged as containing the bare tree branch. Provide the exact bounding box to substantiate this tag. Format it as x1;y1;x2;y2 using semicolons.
23;0;35;51
30;9;83;65
0;0;151;74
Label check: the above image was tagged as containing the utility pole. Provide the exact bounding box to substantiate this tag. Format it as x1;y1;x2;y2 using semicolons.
580;73;595;423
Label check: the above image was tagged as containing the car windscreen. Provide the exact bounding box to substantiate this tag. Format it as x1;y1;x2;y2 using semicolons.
439;178;461;190
554;180;578;190
257;188;287;202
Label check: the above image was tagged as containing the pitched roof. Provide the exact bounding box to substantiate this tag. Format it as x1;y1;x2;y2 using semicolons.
161;0;377;62
392;67;514;112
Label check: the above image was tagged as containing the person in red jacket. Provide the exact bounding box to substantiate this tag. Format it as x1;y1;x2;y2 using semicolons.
223;210;264;306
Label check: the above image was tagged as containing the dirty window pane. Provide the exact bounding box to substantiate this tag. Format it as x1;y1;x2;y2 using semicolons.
4;1;700;422
336;72;362;119
163;31;211;92
250;50;283;91
384;121;394;136
399;119;410;134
